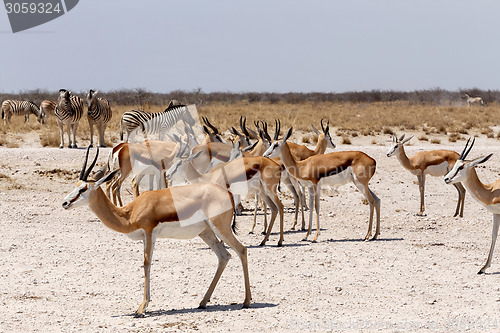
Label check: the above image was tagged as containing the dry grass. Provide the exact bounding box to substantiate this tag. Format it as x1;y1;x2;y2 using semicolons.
2;101;500;146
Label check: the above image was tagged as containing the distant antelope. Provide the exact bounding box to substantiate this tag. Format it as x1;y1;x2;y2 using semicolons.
444;138;500;274
464;93;484;107
55;89;84;148
1;100;45;125
264;127;381;242
387;134;466;217
86;89;112;147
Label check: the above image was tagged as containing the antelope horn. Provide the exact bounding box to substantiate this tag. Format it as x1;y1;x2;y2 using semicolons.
79;146;91;180
274;119;281;140
83;147;99;181
460;137;475;160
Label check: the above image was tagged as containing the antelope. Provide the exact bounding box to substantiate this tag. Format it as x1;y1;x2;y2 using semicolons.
202;116;225;143
106;140;184;206
165;154;285;246
275;119;336;230
387;134;466;217
62;147;251;316
464;93;484;107
264;127;381;242
444;138;500;274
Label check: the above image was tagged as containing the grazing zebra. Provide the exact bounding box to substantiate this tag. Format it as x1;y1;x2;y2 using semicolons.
119;101;196;142
55;89;84;148
40;100;56;120
1;100;45;125
464;93;484;107
86;89;112;147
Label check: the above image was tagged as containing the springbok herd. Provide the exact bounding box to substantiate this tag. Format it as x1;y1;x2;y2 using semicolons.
2;91;499;317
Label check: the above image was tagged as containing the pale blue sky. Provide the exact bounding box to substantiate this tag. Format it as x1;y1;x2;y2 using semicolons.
1;0;499;93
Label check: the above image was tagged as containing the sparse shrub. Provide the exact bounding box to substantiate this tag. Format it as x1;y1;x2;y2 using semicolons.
371;139;378;145
418;135;429;141
341;136;351;145
438;125;447;133
430;138;441;144
40;129;60;147
448;133;462;142
383;127;394;135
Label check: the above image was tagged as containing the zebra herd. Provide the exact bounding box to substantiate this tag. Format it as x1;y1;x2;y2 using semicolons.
1;89;195;149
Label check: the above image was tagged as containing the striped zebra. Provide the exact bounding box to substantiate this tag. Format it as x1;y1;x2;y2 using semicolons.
86;89;112;147
1;100;45;125
119;101;196;142
55;89;84;148
40;100;56;120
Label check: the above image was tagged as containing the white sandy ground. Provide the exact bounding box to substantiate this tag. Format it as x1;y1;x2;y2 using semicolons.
1;133;500;332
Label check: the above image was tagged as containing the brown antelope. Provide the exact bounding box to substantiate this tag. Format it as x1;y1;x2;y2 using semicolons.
444;138;500;274
106;140;184;206
62;147;251;316
201;116;225;143
264;127;381;242
387;134;466;217
165;154;285;246
277;119;336;230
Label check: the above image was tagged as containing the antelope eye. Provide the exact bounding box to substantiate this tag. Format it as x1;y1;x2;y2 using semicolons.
78;187;87;194
458;165;464;171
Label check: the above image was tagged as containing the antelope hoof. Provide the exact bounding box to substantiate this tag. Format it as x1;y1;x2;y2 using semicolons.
100;144;107;148
59;145;63;149
259;241;266;247
277;241;283;247
248;231;254;234
242;302;251;309
198;304;207;309
477;270;486;275
416;212;426;217
134;312;145;318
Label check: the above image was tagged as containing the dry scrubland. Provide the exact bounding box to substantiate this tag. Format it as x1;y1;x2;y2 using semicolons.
1;101;500;148
1;98;500;332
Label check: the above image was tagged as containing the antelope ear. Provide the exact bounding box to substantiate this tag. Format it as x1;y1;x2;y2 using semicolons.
470;153;493;167
311;124;320;135
95;169;120;188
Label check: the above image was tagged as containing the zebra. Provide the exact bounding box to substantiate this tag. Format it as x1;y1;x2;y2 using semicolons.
55;89;84;148
1;100;45;125
86;89;112;147
119;101;196;142
40;100;56;120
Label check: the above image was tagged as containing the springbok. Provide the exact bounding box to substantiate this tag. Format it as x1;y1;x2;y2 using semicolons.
62;147;251;316
165;154;285;246
106;140;184;206
464;93;484;107
444;138;500;274
387;134;466;217
264;127;381;242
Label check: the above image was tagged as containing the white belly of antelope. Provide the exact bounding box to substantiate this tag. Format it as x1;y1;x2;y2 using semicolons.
318;167;354;188
126;214;209;241
424;161;449;177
